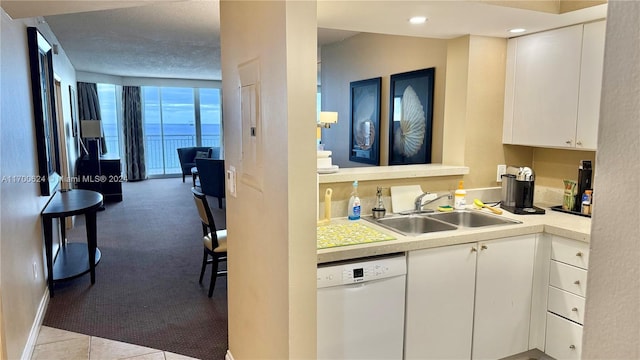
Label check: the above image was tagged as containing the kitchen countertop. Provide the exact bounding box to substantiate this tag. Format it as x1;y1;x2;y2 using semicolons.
317;203;591;264
318;164;469;184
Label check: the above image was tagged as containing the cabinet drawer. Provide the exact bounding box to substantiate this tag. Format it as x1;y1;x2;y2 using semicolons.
549;260;588;297
547;286;585;325
546;312;583;360
551;237;589;269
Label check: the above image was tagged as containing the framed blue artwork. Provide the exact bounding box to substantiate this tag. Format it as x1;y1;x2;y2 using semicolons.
388;68;435;165
349;77;381;165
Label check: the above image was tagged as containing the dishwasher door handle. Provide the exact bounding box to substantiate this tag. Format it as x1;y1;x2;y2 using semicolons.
344;282;367;291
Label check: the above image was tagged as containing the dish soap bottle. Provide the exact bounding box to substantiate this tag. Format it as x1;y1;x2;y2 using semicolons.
348;181;361;220
454;180;466;210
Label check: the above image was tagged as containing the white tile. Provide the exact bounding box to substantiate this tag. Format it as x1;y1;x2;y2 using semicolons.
89;337;158;360
32;337;90;360
121;351;166;360
164;352;200;360
36;326;89;345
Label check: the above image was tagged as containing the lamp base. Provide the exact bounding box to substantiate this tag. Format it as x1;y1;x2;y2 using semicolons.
87;138;100;160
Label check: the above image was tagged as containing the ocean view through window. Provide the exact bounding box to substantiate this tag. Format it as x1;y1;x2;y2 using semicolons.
97;84;222;177
98;84;120;157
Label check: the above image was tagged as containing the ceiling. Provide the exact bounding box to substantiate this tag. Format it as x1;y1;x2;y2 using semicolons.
2;1;607;81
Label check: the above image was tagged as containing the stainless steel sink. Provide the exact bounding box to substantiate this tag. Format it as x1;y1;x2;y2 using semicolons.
364;210;521;236
426;210;521;228
366;214;457;236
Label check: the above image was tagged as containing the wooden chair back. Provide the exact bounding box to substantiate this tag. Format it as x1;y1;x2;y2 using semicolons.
191;187;220;247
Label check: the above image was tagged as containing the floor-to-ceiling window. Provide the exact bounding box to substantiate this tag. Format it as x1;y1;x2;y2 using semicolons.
96;84;222;177
97;84;121;157
143;87;196;175
142;86;222;176
199;88;223;149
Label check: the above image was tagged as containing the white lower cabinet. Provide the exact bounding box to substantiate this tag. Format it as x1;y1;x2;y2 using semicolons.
544;236;589;360
472;235;536;359
547;287;586;324
405;243;477;359
545;313;583;360
405;235;536;360
549;260;588;297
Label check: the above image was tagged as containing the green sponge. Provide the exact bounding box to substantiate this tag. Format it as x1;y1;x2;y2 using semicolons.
438;205;454;212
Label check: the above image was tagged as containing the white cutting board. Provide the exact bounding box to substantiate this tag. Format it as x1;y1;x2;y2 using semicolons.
390;185;424;213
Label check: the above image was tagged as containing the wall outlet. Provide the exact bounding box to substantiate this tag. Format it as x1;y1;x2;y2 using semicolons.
497;164;507;182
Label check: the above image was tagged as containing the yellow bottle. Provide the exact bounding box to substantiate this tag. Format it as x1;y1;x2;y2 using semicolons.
454;180;466;210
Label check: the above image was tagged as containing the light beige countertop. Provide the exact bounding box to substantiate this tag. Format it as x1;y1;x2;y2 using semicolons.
318;164;469;184
317;204;591;264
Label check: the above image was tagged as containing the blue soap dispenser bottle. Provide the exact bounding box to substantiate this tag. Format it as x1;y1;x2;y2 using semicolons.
348;181;361;220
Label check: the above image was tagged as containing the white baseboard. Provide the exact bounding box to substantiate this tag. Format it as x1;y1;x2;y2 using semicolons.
225;349;235;360
20;288;49;360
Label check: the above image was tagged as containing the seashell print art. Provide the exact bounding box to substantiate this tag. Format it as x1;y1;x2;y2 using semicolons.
393;85;425;157
353;86;377;150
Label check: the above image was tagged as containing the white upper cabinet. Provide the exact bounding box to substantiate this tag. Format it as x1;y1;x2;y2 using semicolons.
577;21;606;149
503;21;606;150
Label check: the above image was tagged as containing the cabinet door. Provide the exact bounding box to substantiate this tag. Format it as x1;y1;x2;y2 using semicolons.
576;20;606;150
472;235;536;360
511;25;583;148
405;244;477;360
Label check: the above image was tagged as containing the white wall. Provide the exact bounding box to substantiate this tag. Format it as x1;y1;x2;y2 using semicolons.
582;1;640;358
0;9;77;359
77;71;222;88
1;11;53;360
220;1;317;358
40;19;80;190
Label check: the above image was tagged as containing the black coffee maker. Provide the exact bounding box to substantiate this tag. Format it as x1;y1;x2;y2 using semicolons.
501;166;546;215
574;160;593;212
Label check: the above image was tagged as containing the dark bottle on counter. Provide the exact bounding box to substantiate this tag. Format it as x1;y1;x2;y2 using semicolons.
575;160;592;212
581;190;593;215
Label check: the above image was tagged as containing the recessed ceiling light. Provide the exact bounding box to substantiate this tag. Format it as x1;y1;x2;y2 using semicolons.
509;28;526;34
409;16;427;25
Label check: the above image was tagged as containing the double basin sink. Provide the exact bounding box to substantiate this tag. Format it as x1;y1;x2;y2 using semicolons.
364;210;521;236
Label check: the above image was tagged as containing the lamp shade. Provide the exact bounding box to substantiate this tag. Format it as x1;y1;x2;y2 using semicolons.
81;120;102;138
319;111;338;125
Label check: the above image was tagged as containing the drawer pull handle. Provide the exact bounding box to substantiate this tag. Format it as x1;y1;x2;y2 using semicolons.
574;280;580;285
481;245;488;250
576;252;583;257
471;247;477;252
571;307;578;312
566;140;572;145
569;345;576;350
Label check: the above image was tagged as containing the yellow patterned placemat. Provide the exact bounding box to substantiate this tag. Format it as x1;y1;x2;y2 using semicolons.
317;222;395;249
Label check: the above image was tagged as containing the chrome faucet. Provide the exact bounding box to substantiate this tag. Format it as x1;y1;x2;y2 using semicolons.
414;192;453;211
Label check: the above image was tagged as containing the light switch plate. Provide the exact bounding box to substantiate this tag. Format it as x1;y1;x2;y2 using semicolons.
227;166;237;198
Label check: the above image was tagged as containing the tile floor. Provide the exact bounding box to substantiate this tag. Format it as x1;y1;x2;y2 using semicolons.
31;326;200;360
502;348;555;360
32;325;551;360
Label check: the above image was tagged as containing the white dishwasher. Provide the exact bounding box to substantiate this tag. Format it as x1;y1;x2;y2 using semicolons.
317;253;407;360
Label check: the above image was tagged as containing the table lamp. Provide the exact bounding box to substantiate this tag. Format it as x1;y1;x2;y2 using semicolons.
317;111;338;128
81;120;102;160
317;111;338;148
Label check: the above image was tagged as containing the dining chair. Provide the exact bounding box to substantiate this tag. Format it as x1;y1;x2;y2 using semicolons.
191;187;227;297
